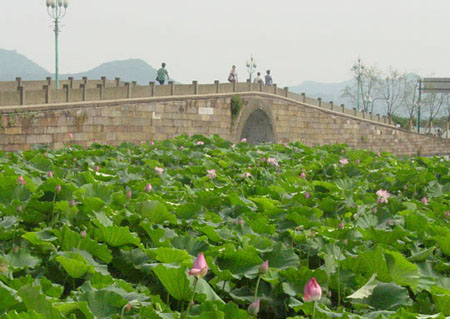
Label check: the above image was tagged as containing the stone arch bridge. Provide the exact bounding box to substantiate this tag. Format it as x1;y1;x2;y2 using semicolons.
0;79;449;156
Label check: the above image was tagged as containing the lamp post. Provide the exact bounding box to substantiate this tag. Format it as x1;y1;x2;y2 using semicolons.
352;58;364;111
46;0;68;89
246;55;257;83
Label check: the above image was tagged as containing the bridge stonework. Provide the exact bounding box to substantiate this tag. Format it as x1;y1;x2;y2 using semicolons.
0;87;449;156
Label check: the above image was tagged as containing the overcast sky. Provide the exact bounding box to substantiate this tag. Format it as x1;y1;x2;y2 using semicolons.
1;0;449;86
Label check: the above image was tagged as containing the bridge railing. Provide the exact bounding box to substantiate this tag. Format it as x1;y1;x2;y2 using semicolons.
0;77;393;126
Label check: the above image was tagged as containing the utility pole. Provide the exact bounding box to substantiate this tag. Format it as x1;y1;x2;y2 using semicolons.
356;57;363;112
46;0;68;89
417;79;422;133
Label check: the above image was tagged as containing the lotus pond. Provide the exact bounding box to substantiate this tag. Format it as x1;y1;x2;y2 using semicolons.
0;135;449;319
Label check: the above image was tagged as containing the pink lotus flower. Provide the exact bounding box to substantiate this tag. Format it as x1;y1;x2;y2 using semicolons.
47;171;53;178
299;172;306;179
260;157;266;162
240;138;247;143
80;230;87;238
267;157;279;167
145;183;152;192
421;197;428;204
340;158;349;165
126;190;132;199
155;166;164;176
196;141;204;145
304;191;311;199
18;176;26;185
341;149;345;153
242;172;252;178
376;189;391;204
68;133;74;139
55;185;61;193
94;165;99;172
259;260;269;274
283;142;288;147
248;298;260;315
188;252;208;278
150;141;155;145
207;169;216;179
304;277;322;302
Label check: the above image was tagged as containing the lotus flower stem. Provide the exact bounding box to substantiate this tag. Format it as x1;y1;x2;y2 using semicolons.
254;275;262;301
184;277;199;319
312;301;316;319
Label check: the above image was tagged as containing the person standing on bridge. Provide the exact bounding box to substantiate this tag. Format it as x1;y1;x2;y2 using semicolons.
265;70;273;85
156;63;170;85
228;65;238;83
254;72;263;83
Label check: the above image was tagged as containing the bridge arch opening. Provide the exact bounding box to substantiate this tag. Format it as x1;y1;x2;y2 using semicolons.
240;109;275;144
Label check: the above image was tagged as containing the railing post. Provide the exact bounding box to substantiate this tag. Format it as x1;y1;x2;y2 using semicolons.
101;76;107;88
82;76;88;87
16;77;22;88
97;83;103;100
301;92;306;103
382;115;387;123
246;79;251;91
377;114;380;122
353;108;357;116
232;81;236;93
46;77;52;88
18;86;25;105
115;77;121;87
318;97;322;107
125;82;131;98
193;81;198;94
80;83;87;101
361;110;365;119
149;81;155;97
214;80;219;93
329;101;334;110
369;112;373;120
169;81;174;95
132;81;137;86
43;85;49;103
341;104;345;113
63;84;70;102
284;87;289;97
259;81;263;92
68;76;74;88
273;83;277;94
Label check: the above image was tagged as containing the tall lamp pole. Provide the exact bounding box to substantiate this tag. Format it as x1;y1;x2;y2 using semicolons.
46;0;68;89
246;55;257;82
355;58;364;112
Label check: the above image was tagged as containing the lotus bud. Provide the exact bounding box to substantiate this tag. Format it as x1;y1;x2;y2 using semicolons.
18;176;26;185
126;190;132;199
188;252;208;278
304;191;311;199
68;133;74;139
70;199;76;207
145;183;152;192
445;211;450;218
421;197;428;205
303;277;322;302
259;260;269;274
80;230;87;238
94;165;99;172
55;184;61;193
47;171;53;178
247;298;260;315
124;303;132;313
17;205;22;212
338;222;345;230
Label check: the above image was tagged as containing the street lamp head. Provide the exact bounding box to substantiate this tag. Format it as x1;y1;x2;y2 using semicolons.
57;0;63;6
63;0;68;8
46;0;51;7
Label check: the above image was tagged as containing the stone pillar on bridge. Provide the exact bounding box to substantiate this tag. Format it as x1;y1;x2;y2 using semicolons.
273;84;277;94
18;86;25;105
329;101;334;110
115;77;121;87
193;81;198;94
63;84;70;102
68;77;74;89
247;79;252;92
97;84;103;100
259;81;263;92
301;93;306;103
284;87;289;97
125;82;131;98
82;77;88;87
341;104;345;113
232;81;236;93
46;77;52;88
214;80;219;93
101;76;107;88
149;82;155;97
80;83;86;101
317;97;322;107
16;77;22;88
169;81;175;95
43;85;49;103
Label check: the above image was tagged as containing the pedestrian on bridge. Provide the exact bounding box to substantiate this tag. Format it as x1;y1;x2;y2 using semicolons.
156;63;170;85
265;70;273;85
228;65;238;83
254;72;263;83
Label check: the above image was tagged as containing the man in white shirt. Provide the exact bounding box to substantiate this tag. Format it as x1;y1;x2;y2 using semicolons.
253;72;263;83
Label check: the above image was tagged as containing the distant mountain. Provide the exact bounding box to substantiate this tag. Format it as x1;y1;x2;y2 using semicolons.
0;49;51;80
0;49;159;84
63;59;159;84
289;79;354;108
